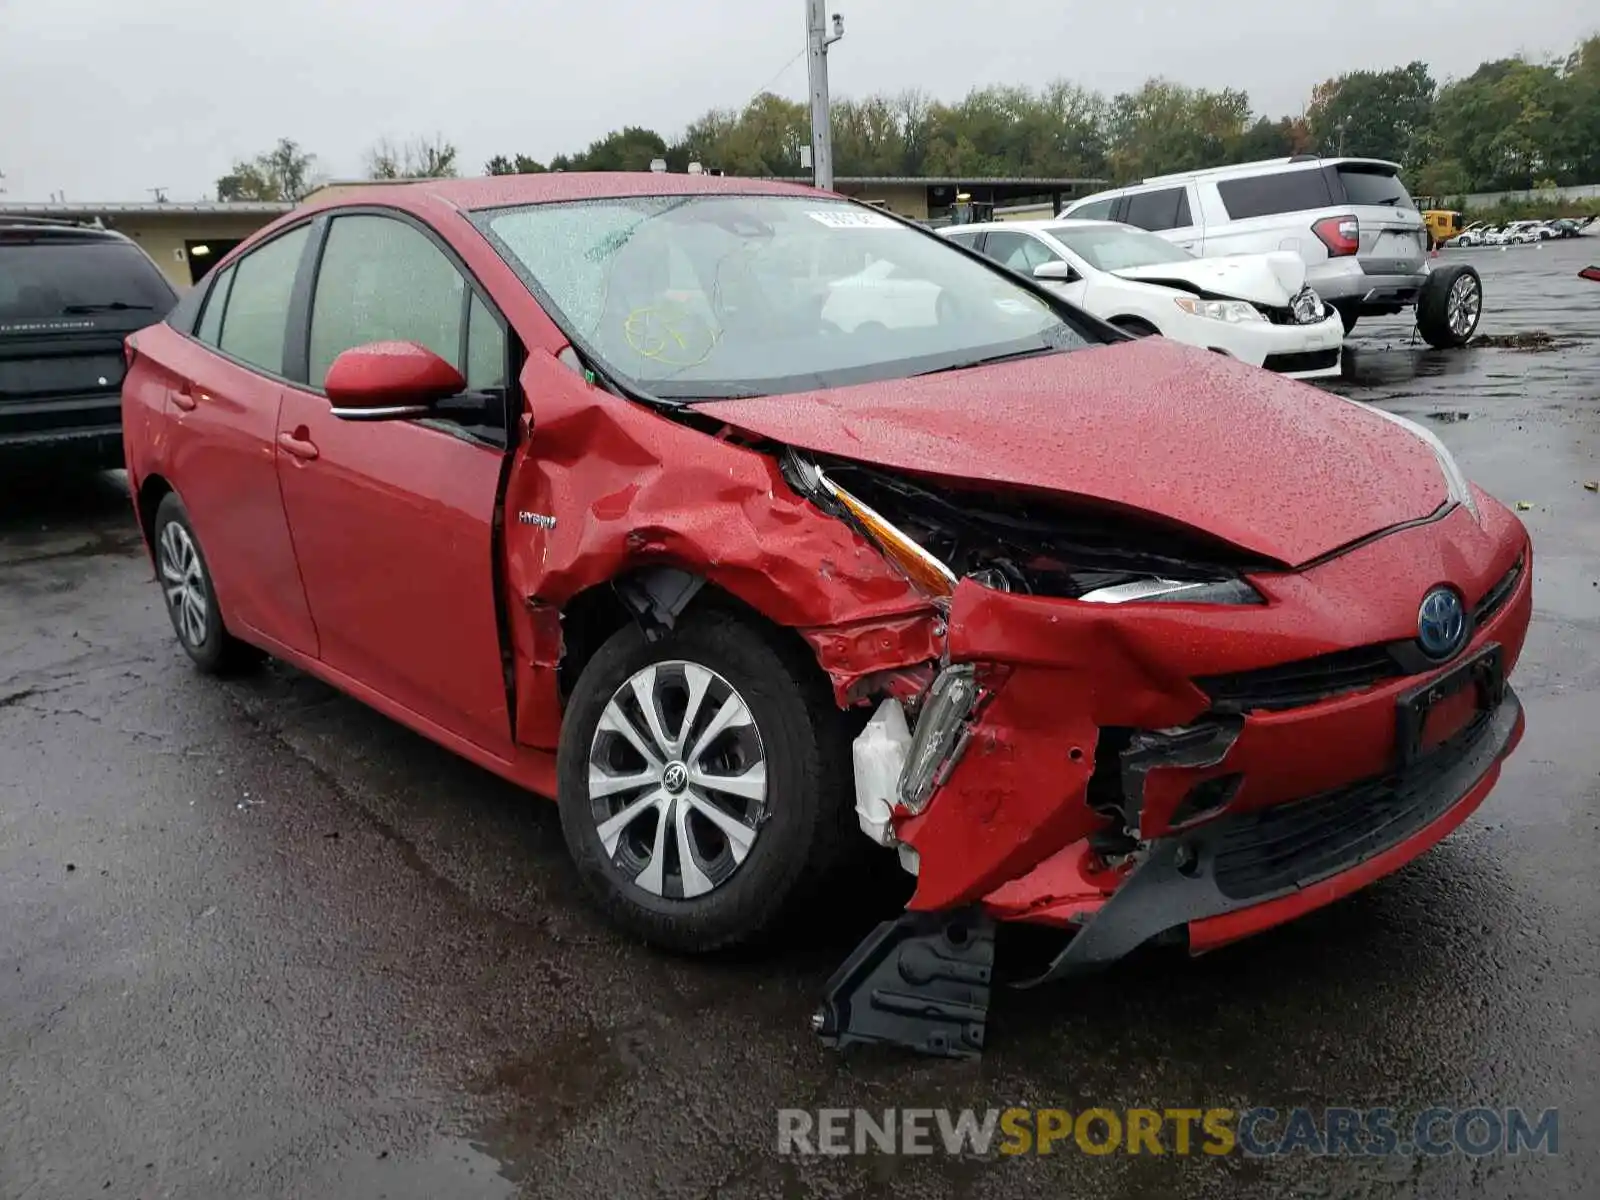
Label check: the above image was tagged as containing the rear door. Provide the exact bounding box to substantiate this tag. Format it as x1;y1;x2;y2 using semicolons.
156;225;322;657
1328;161;1427;275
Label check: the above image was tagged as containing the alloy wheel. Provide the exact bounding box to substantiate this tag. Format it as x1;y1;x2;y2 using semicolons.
586;661;768;900
158;521;209;649
1447;273;1481;338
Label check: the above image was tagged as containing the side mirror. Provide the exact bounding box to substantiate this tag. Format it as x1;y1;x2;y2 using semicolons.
1033;261;1079;283
325;341;465;421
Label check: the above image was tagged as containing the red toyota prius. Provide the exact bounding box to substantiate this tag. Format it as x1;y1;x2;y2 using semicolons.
122;174;1531;1057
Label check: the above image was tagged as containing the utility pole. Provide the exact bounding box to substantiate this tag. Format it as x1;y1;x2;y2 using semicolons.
805;1;845;191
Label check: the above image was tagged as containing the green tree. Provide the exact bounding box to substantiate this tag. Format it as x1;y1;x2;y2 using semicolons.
1433;58;1565;191
485;153;548;175
1106;80;1251;182
552;126;669;172
1306;62;1435;171
216;138;317;201
366;135;459;179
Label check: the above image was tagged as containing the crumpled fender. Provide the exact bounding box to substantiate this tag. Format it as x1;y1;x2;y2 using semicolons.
503;351;938;747
898;578;1216;912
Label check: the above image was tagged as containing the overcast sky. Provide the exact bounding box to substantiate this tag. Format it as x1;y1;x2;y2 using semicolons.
1;0;1593;201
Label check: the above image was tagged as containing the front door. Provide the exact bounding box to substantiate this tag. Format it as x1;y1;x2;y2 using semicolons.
275;212;514;754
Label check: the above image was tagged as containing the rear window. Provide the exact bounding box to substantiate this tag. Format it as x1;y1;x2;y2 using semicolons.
1215;169;1335;220
0;238;176;326
1335;165;1415;209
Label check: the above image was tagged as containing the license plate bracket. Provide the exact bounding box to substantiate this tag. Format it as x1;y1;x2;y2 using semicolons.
1396;643;1503;768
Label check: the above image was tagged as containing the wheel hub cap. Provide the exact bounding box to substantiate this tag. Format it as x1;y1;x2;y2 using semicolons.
157;522;208;649
586;661;768;901
1446;276;1480;337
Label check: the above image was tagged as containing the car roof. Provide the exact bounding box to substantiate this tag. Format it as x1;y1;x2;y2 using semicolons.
1066;155;1405;206
0;215;132;243
298;172;826;217
940;218;1130;234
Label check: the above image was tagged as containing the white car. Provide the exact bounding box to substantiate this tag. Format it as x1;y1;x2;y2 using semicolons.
943;219;1345;379
1505;222;1543;245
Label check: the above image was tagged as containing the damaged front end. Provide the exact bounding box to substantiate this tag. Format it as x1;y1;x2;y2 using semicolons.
780;451;1281;1057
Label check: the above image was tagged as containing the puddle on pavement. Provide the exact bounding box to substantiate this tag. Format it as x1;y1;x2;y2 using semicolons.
1470;330;1572;351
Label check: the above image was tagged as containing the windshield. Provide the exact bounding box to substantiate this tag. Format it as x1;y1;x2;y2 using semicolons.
1047;224;1194;272
0;238;177;325
472;195;1089;400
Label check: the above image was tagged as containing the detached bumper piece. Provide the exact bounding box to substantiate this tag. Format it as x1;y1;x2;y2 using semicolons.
814;909;995;1059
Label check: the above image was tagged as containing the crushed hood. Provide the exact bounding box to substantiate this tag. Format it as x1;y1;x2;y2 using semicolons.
1112;250;1306;306
695;338;1448;568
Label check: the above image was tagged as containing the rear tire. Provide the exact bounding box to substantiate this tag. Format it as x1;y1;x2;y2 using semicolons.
152;492;264;675
557;607;852;954
1417;264;1483;349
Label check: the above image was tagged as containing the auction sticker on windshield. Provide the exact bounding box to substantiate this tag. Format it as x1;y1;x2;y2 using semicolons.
807;210;900;229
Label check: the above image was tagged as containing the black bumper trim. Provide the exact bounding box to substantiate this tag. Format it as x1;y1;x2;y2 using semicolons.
814;909;995;1059
1015;686;1522;988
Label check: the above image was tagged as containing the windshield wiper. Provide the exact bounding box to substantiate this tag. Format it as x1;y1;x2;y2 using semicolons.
913;344;1063;378
61;302;156;313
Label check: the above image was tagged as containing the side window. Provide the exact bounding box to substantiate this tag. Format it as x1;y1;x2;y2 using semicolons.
465;293;506;391
1071;197;1117;221
1174;190;1193;228
1123;188;1187;232
217;225;310;374
944;231;981;250
1216;169;1334;220
195;264;235;347
308;215;466;388
982;232;1058;273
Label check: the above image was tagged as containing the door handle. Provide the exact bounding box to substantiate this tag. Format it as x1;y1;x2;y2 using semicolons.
277;430;319;461
172;384;198;412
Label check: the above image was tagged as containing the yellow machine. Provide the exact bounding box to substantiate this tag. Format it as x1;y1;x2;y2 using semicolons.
1422;209;1464;248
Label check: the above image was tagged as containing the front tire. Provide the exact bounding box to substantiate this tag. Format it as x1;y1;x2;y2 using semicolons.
152;492;262;675
1417;264;1483;348
557;608;851;953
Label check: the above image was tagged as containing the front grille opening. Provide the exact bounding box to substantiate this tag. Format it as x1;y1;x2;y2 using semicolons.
1195;557;1523;718
1210;707;1496;901
1262;349;1341;374
1473;557;1523;625
1197;644;1401;714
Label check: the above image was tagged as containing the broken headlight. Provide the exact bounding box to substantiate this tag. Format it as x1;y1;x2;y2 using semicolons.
782;450;1267;604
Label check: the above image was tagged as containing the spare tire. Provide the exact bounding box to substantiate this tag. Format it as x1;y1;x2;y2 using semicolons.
1417;264;1483;348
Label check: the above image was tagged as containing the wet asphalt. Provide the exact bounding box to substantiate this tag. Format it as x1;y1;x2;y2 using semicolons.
3;238;1598;1200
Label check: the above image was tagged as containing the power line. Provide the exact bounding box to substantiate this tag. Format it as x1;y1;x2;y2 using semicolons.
744;47;807;109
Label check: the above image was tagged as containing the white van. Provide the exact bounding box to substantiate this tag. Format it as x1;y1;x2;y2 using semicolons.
1062;156;1483;346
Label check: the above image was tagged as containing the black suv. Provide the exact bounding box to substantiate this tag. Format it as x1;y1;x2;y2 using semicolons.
1;217;179;469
